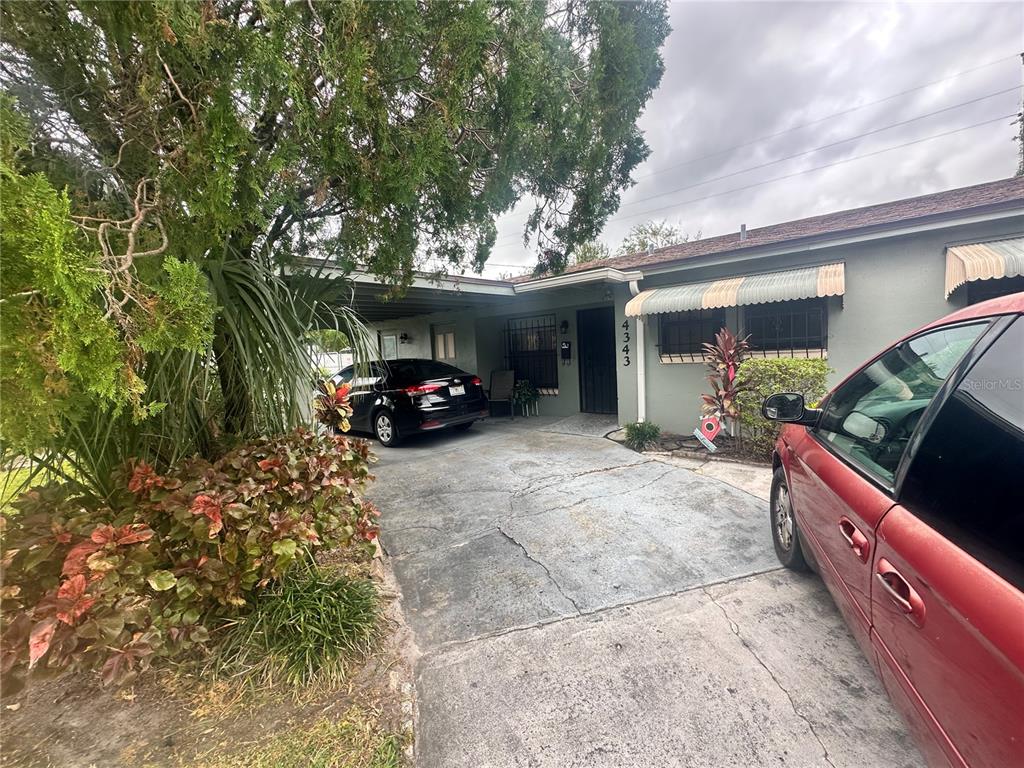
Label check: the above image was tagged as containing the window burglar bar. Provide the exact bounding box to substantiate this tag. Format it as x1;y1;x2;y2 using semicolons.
744;298;827;355
658;309;726;356
504;314;558;389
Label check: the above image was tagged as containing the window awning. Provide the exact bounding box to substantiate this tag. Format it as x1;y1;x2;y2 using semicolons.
945;236;1024;298
624;263;845;317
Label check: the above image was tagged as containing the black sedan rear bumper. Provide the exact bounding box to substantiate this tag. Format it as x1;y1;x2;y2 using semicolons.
393;397;490;433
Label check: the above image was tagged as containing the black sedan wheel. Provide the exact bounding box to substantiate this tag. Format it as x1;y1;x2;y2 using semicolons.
771;467;808;571
373;410;401;447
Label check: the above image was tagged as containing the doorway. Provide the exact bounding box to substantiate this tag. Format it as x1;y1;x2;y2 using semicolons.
577;306;617;414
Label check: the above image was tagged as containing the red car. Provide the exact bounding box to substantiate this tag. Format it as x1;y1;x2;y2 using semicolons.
762;292;1023;768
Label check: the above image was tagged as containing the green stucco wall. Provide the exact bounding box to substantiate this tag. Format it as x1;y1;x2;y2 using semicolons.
366;213;1023;436
634;215;1022;435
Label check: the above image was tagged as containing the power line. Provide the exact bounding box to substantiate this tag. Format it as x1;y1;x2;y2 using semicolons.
611;87;1017;212
584;114;1017;228
491;51;1022;242
631;52;1022;183
492;93;1018;249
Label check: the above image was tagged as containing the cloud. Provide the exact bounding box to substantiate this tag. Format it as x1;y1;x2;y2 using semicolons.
483;1;1023;277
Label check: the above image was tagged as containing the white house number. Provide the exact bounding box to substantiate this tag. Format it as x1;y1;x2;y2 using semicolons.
621;320;631;367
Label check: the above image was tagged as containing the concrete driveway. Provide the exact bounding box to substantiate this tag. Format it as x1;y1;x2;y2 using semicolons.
367;416;923;768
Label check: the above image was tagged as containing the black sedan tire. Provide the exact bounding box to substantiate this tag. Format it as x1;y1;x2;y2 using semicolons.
770;467;809;571
373;409;402;447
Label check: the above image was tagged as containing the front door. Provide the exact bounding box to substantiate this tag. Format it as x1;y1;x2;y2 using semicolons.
577;307;617;414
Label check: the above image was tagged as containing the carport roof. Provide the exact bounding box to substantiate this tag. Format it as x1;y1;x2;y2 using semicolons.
347;272;516;321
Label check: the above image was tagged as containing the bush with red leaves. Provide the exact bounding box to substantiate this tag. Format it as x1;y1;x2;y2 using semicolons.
0;429;379;692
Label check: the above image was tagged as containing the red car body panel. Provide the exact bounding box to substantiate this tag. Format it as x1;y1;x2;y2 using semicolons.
774;292;1024;768
780;426;893;660
872;507;1024;768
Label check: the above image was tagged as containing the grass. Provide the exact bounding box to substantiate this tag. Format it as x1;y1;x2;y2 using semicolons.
209;565;379;689
191;708;405;768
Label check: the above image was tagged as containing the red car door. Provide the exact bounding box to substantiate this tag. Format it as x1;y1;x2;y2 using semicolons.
788;321;990;662
785;429;892;659
871;317;1024;768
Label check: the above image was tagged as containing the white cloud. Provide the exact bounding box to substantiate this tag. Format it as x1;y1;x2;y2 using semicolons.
482;1;1023;278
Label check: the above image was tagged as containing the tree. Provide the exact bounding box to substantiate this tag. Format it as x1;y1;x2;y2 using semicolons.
616;219;695;255
0;97;213;457
0;1;671;470
572;240;612;265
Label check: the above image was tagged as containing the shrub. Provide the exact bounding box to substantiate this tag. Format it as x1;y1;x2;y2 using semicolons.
701;327;751;433
209;565;378;688
0;429;379;691
314;378;354;433
624;421;661;452
512;380;539;407
737;358;832;460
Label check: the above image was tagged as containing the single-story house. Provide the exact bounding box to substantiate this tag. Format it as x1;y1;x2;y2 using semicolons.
348;176;1024;434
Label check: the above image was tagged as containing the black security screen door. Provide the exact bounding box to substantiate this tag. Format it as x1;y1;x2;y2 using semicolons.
577;307;617;414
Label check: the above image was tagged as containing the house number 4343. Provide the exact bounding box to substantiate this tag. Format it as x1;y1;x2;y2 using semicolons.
621;320;631;367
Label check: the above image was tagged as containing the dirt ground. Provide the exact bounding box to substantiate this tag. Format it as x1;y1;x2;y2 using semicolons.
0;558;418;768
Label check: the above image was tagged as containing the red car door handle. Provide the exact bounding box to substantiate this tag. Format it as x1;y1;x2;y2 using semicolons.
875;558;926;626
838;517;870;563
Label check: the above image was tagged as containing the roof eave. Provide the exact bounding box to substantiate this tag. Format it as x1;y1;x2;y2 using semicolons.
513;267;645;293
637;202;1024;278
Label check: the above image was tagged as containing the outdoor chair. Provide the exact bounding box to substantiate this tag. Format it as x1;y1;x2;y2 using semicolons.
487;369;515;419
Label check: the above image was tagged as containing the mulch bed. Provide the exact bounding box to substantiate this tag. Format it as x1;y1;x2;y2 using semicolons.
614;430;771;466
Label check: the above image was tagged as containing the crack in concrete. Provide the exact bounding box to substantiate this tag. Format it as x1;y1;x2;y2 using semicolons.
702;587;837;768
428;566;783;653
511;458;657;501
495;525;582;616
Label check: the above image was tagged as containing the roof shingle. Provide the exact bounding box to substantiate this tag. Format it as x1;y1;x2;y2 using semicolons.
530;176;1024;280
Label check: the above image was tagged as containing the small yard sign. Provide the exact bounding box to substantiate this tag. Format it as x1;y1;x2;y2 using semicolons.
694;416;720;453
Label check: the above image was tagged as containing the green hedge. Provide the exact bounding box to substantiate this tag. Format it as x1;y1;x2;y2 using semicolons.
736;358;832;460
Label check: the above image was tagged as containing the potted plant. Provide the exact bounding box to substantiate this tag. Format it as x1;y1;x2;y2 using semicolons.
512;380;540;416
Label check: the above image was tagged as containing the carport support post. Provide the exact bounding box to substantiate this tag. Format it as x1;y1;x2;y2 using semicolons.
629;280;647;422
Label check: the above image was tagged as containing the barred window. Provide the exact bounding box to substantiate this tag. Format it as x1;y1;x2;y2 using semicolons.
658;309;726;357
966;275;1024;305
744;299;827;354
504;315;558;389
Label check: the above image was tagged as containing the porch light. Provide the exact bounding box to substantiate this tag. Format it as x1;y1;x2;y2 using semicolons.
399;332;411;344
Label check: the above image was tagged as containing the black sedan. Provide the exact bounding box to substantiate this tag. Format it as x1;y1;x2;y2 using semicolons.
332;358;489;447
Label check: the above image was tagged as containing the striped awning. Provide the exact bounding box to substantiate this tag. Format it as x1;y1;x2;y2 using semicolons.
945;237;1024;298
625;263;845;317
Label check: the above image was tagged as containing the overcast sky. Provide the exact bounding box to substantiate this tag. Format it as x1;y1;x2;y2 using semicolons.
480;1;1023;278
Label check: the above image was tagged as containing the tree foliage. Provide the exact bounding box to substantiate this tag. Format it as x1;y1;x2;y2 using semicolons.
0;0;670;462
1;0;669;280
572;240;613;264
0;96;214;455
616;218;694;256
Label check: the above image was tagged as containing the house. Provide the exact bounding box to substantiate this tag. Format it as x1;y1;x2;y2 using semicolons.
349;177;1024;434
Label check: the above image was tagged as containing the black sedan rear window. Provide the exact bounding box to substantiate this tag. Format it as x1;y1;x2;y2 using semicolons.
418;360;465;379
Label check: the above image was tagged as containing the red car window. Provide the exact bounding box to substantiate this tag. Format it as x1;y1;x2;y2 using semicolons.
816;321;987;485
899;317;1024;589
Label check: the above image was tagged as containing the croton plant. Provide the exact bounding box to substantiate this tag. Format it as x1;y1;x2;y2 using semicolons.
314;379;354;433
0;429;378;691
